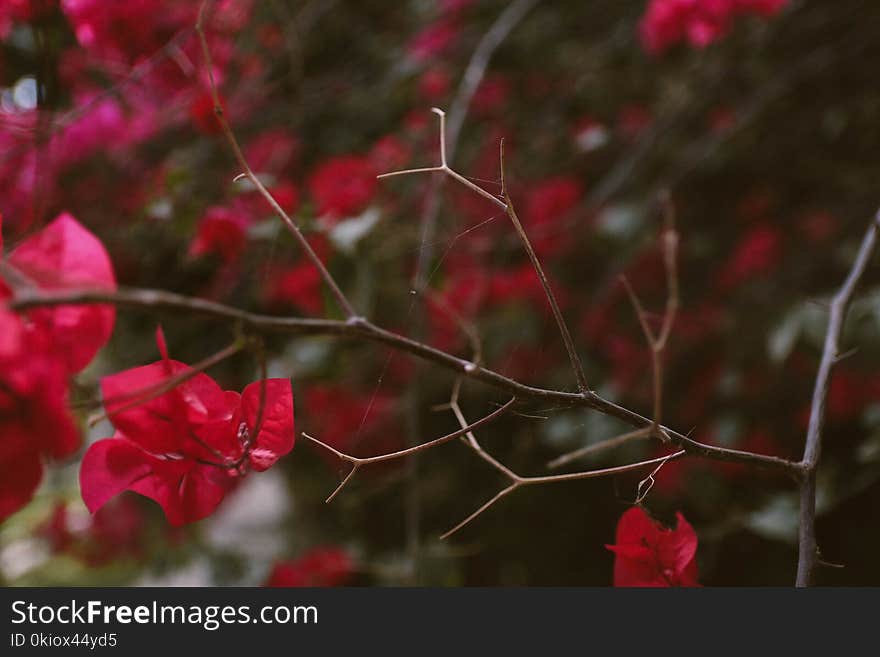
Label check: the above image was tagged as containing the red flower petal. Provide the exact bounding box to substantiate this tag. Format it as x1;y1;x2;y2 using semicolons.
241;379;295;471
0;449;43;522
80;436;232;526
607;507;700;587
190;91;227;135
307;155;377;221
0;307;24;360
127;459;230;526
100;332;232;454
615;506;661;545
100;362;192;453
189;206;249;263
79;438;157;514
265;547;353;587
655;512;699;577
8;212;116;373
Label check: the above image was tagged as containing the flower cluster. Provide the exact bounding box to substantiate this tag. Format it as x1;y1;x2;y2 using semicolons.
640;0;789;54
1;213;116;521
264;547;354;587
607;507;699;587
80;328;295;526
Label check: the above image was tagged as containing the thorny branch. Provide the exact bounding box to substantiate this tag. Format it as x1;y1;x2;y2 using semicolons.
195;0;357;319
440;379;685;538
9;286;801;475
796;209;880;586
547;194;679;470
380;108;591;395
300;397;517;503
426;242;683;537
411;0;538;288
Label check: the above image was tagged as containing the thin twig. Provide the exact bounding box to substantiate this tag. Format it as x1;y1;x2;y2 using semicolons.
424;289;483;366
619;194;679;430
443;379;684;538
408;0;539;290
380;108;591;394
547;197;679;468
498;134;589;393
796;209;880;587
546;427;651;470
195;0;357;319
444;408;686;537
301;397;517;500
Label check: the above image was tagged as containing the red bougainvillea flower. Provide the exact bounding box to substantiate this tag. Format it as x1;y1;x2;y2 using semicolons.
418;67;451;102
307;155;377;223
189;206;249;264
61;0;197;65
737;0;789;17
6;212;117;374
303;385;399;459
265;547;354;587
234;180;300;224
617;104;653;141
80;329;295;526
244;129;299;175
639;0;788;55
0;212;115;521
717;224;782;290
264;262;323;315
406;20;459;62
0;309;80;521
369;135;411;173
190;90;227;135
1;0;58;38
427;264;489;352
488;262;568;311
41;497;147;566
606;507;700;587
523;177;584;257
472;75;510;117
708;106;737;134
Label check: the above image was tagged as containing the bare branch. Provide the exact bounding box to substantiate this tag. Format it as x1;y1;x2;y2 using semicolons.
618;196;679;430
379;108;590;394
502;189;590;395
8;285;801;474
656;193;680;349
440;485;517;540
442;384;685;538
407;0;537;288
301;397;516;500
444;0;539;161
195;0;357;319
548;200;679;468
444;443;687;538
546;427;651;470
796;209;880;586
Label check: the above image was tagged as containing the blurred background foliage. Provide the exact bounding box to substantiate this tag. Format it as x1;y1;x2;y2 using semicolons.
1;0;880;585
